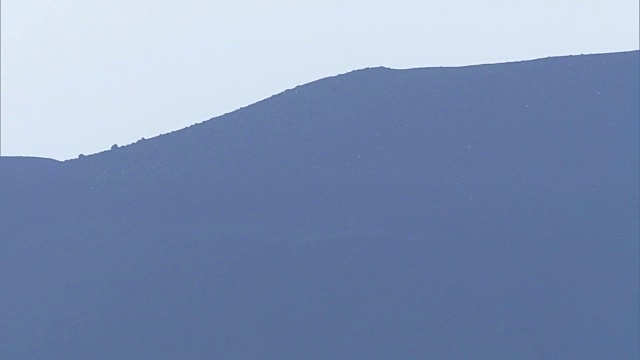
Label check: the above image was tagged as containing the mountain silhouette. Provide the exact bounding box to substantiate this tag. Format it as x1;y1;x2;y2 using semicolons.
1;51;638;359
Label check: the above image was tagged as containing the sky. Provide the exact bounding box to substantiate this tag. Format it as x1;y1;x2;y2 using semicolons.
2;0;639;160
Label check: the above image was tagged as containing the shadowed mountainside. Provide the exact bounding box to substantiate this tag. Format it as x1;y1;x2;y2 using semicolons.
1;51;639;359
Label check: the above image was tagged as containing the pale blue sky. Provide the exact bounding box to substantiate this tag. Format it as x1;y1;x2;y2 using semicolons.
2;0;638;160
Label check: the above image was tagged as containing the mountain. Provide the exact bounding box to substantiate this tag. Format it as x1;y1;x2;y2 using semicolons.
1;51;638;359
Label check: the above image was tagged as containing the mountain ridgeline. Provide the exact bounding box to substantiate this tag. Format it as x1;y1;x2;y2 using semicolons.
1;51;639;359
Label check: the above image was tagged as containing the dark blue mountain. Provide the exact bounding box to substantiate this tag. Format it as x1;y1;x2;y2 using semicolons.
1;51;639;359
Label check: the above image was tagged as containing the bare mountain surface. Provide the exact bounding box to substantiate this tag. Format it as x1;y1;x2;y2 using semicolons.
1;51;638;359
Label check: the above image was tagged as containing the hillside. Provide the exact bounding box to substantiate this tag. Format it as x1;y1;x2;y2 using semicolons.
1;51;639;359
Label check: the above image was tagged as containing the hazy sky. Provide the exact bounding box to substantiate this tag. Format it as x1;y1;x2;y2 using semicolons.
2;0;638;160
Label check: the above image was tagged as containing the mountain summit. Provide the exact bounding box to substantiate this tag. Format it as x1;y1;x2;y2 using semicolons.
1;51;639;359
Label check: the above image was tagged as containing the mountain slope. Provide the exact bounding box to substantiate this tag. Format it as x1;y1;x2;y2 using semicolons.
1;51;639;359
